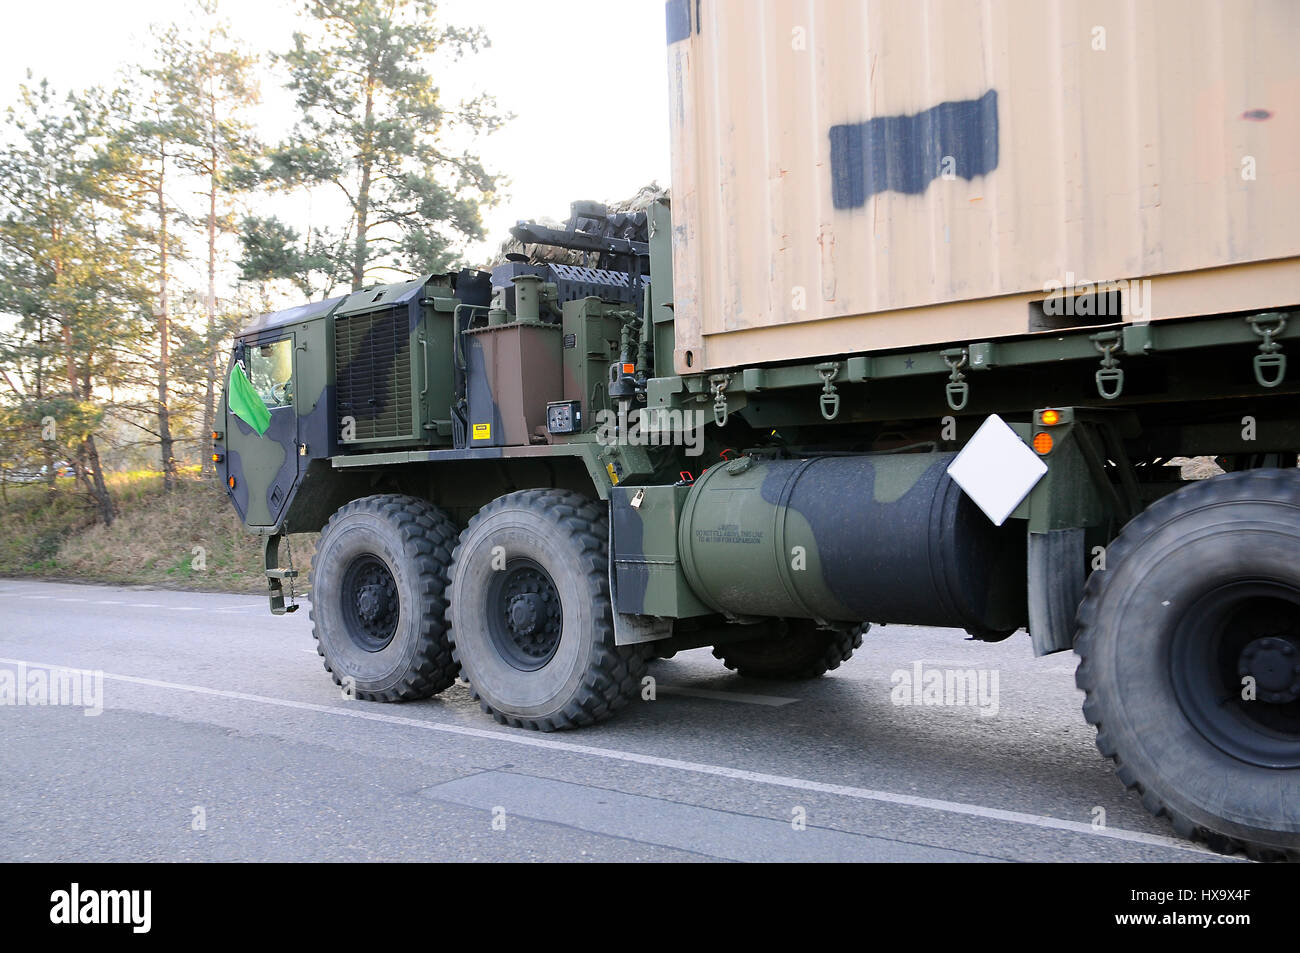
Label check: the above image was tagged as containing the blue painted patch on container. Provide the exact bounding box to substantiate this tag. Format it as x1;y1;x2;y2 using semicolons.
829;90;999;209
666;0;693;44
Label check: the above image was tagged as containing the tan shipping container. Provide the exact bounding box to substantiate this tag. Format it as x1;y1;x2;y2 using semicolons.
665;0;1300;374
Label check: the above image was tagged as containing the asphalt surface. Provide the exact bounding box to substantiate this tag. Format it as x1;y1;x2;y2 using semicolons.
0;578;1240;862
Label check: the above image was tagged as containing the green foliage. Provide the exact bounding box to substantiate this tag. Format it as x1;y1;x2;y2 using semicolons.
0;78;156;520
0;397;101;478
238;214;335;300
244;0;506;293
0;80;152;397
89;5;263;489
1;0;508;521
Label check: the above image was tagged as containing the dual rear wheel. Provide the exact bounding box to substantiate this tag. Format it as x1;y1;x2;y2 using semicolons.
311;489;862;730
310;489;648;731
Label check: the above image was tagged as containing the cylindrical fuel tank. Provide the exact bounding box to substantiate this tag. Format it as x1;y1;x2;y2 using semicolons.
677;453;1026;635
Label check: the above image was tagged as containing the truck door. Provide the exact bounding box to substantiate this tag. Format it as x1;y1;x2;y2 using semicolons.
224;333;301;528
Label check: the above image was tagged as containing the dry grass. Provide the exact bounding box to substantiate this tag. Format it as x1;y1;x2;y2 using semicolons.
0;470;165;574
1;468;316;595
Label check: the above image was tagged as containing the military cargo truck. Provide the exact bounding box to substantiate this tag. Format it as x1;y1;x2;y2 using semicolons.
218;0;1300;859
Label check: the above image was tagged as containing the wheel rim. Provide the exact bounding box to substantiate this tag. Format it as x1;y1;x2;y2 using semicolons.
486;558;563;672
1170;581;1300;768
340;554;400;652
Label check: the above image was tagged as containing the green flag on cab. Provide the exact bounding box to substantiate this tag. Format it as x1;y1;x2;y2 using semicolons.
228;362;272;436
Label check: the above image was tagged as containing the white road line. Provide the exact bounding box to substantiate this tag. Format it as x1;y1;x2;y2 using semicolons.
657;685;798;707
0;656;1232;858
13;591;265;612
912;659;1003;667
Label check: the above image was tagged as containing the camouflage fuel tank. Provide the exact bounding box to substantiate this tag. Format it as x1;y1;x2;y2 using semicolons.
675;452;1027;636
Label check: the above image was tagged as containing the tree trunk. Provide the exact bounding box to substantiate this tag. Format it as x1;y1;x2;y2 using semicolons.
352;163;371;290
51;243;114;522
350;72;377;291
36;319;55;492
58;319;116;523
82;434;115;524
53;248;81;494
156;146;176;492
57;311;77;498
201;134;219;477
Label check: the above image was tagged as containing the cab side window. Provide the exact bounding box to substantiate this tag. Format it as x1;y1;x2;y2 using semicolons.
247;339;294;408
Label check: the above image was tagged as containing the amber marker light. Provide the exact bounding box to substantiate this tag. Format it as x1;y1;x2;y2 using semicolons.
1032;432;1054;455
1039;409;1061;426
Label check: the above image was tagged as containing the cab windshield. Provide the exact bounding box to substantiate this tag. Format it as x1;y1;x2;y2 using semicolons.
246;339;294;408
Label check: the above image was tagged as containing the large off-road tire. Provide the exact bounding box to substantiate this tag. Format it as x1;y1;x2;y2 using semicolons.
713;620;867;680
447;489;648;731
309;494;459;702
1075;468;1300;861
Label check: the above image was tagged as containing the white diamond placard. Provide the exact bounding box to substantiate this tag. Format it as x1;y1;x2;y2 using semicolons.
946;414;1047;526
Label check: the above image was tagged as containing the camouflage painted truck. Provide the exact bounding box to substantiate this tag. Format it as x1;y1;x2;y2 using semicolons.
217;0;1300;858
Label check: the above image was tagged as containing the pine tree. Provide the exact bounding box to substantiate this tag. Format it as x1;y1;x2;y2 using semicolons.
110;26;208;491
154;1;261;475
0;79;150;523
242;0;506;294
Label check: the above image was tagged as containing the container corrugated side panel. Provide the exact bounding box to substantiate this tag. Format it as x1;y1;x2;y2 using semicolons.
666;0;1300;374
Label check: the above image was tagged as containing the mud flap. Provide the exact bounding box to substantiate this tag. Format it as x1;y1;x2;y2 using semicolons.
1027;528;1086;655
608;510;672;646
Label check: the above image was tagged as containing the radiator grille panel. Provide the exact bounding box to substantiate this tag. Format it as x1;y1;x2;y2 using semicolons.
335;307;413;441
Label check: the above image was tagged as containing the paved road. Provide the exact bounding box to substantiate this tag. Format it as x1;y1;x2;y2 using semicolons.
0;579;1238;862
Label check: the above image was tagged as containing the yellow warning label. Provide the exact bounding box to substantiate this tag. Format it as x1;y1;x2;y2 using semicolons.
472;423;491;440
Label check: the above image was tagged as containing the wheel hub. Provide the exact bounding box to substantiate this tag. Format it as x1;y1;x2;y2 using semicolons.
1171;585;1300;769
487;561;563;671
1238;635;1300;704
357;584;383;622
340;555;399;652
508;592;544;635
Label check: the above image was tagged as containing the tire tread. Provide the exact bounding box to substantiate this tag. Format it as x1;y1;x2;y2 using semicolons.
309;494;460;703
1074;468;1300;861
447;489;649;732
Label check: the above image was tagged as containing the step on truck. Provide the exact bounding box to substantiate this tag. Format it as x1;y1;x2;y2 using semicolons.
217;0;1300;858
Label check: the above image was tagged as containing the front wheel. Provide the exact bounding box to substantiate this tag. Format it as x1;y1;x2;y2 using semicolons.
1075;468;1300;860
447;489;648;731
309;494;460;701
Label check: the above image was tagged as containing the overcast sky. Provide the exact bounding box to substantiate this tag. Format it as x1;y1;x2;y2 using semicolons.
0;0;672;286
